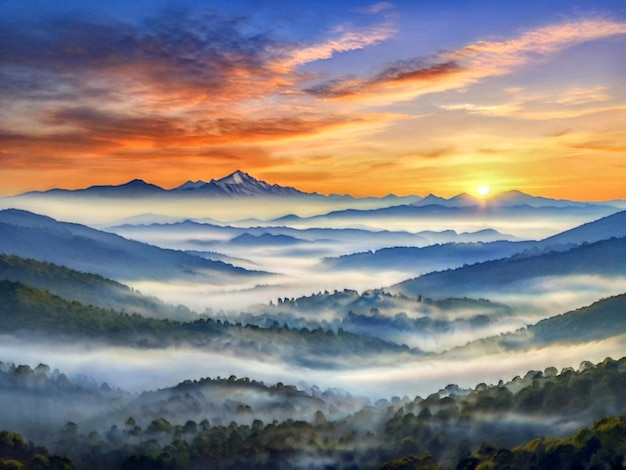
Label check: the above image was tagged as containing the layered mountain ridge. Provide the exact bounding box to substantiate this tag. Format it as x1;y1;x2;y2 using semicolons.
12;170;625;209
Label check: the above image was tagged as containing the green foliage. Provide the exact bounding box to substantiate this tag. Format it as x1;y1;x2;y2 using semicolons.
244;288;512;343
381;356;626;467
0;280;179;340
0;460;23;470
2;258;626;469
0;279;418;368
451;292;626;355
0;431;73;469
0;254;193;321
461;412;626;469
378;454;443;470
3;355;626;469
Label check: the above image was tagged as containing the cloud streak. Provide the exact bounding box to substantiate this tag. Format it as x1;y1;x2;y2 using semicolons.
277;22;396;69
306;19;626;104
1;3;626;199
0;7;397;183
1;11;278;105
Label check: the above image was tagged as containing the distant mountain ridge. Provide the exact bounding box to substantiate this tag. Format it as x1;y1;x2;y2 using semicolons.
0;209;266;282
392;235;626;299
11;170;625;208
173;170;307;197
323;240;534;274
19;170;310;199
413;190;605;209
538;210;626;246
323;210;626;275
37;178;166;197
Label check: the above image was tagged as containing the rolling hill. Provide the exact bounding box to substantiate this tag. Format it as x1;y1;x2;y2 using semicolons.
0;209;265;282
0;254;196;320
323;240;533;273
538;210;626;247
444;292;626;357
0;279;419;368
392;236;626;299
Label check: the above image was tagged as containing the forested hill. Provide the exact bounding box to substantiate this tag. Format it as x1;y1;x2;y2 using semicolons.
2;355;626;469
0;208;263;282
0;280;418;368
0;254;195;320
444;292;626;357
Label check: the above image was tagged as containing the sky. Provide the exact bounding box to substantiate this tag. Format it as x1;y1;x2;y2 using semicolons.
1;0;626;200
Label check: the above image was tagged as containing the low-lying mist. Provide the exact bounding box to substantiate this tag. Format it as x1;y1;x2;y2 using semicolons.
125;268;408;313
125;273;626;329
2;333;625;401
0;195;415;227
4;193;612;240
481;274;626;318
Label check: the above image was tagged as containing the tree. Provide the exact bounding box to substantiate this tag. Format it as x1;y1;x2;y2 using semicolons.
0;460;24;470
379;453;443;470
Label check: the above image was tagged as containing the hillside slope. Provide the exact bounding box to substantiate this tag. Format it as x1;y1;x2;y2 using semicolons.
393;236;626;299
0;254;195;320
0;209;264;282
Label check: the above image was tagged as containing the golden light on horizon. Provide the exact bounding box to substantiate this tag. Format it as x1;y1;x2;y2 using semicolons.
477;185;490;197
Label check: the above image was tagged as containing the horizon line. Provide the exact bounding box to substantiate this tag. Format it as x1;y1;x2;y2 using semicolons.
3;170;624;204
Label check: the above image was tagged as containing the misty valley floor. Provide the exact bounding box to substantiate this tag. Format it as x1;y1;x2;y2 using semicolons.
5;0;626;465
1;186;626;468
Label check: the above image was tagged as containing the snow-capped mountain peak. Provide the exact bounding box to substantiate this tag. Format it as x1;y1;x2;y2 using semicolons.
219;170;249;185
214;170;267;188
205;170;304;197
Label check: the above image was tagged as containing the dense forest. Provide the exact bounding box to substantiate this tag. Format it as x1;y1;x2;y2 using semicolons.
0;278;418;370
1;356;626;469
0;254;195;320
2;256;626;468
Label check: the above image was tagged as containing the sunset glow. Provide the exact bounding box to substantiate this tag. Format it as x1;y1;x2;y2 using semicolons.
477;185;490;197
1;1;626;200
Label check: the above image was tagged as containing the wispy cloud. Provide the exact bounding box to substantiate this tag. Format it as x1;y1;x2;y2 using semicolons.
357;2;394;15
439;86;622;120
306;19;626;104
547;87;612;106
0;6;398;181
276;22;396;69
2;2;626;199
306;61;460;99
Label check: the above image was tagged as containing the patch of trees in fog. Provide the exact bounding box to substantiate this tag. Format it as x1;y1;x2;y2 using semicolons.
2;356;626;469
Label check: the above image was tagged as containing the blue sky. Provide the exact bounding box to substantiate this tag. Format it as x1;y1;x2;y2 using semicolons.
1;0;626;199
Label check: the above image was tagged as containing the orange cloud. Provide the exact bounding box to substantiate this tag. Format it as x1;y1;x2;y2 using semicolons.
2;6;626;201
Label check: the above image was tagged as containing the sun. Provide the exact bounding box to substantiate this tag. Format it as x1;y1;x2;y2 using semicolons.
477;185;490;197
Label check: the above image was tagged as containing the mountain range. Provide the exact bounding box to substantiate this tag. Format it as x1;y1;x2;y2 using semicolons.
109;220;515;258
272;200;619;224
323;240;534;274
2;174;626;470
18;170;310;199
175;170;307;197
324;210;626;275
392;234;626;300
413;190;605;209
12;170;626;211
0;209;265;282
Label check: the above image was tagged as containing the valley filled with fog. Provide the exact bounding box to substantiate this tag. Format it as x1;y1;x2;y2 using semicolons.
1;174;626;468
